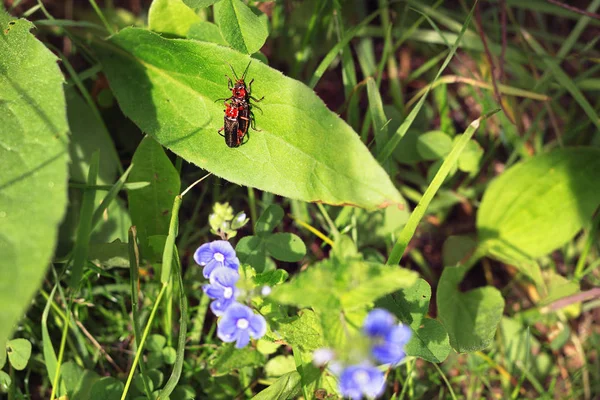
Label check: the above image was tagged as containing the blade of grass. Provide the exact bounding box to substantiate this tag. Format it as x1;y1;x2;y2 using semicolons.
91;164;134;230
386;109;500;265
521;29;600;131
158;248;188;399
366;77;389;159
308;9;381;89
70;151;99;289
42;285;66;398
377;0;479;164
128;227;153;399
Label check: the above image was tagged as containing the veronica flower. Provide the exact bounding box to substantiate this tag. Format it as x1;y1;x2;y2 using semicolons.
194;240;240;278
217;302;267;348
338;364;386;400
363;308;411;365
203;267;239;316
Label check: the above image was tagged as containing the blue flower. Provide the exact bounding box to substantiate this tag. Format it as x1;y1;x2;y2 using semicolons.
339;364;386;400
194;240;240;278
371;324;411;365
217;302;267;348
203;267;239;316
363;308;411;365
363;309;395;337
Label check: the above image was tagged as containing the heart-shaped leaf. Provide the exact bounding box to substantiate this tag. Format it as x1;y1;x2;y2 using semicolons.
94;28;405;210
377;279;451;363
0;12;69;346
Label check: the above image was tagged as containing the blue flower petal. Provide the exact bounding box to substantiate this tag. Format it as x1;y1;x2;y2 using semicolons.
203;284;225;299
202;259;222;278
248;314;267;339
193;243;214;266
235;330;251;348
363;308;395;337
210;267;239;287
339;365;385;400
210;240;237;259
210;298;235;316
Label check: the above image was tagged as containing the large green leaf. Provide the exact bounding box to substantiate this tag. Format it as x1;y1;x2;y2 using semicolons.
377;279;451;363
128;136;181;258
271;260;417;311
95;28;405;210
0;12;69;345
251;371;301;400
437;264;504;353
214;0;268;54
478;148;600;263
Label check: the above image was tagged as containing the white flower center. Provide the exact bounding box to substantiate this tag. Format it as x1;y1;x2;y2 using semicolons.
353;370;370;385
223;287;233;299
213;252;225;262
236;318;249;330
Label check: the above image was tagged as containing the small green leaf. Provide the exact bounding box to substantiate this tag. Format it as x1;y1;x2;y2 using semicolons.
377;279;450;363
416;130;452;160
95;29;405;210
147;334;167;353
442;235;477;267
128;137;181;258
183;0;220;9
251;371;301;400
90;377;124;400
188;21;228;46
254;269;288;287
88;240;130;269
264;355;296;378
209;344;266;376
0;11;69;346
214;0;268;54
135;374;155;393
437;264;504;353
457;138;483;173
256;204;284;233
6;338;31;370
60;361;101;399
149;0;201;37
236;236;268;272
0;371;11;393
478;148;600;262
265;233;306;262
162;346;177;364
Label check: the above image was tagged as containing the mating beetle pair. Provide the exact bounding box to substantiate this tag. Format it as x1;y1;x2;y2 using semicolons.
217;62;264;147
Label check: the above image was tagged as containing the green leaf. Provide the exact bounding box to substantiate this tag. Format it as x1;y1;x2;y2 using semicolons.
147;334;167;353
236;236;269;272
271;310;325;352
209;344;266;376
162;346;177;364
265;233;306;262
437;264;504;353
456;138;483;173
148;0;201;37
251;371;301;400
60;361;101;400
66;88;119;185
416;130;452;160
0;12;69;346
95;29;405;210
6;338;31;370
188;21;228;45
128;136;181;258
254;269;288;287
183;0;220;9
477;148;600;262
0;371;11;393
264;355;296;378
271;260;417;311
442;235;477;267
0;342;5;369
214;0;268;54
88;240;130;269
90;377;124;400
256;205;284;233
377;279;451;363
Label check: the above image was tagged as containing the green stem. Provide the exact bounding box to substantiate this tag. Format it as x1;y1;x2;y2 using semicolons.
121;283;168;400
387;110;499;265
50;297;71;400
88;0;114;34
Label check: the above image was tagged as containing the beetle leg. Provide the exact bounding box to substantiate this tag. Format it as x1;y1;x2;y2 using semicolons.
214;96;233;103
251;103;264;114
217;127;225;137
249;95;264;103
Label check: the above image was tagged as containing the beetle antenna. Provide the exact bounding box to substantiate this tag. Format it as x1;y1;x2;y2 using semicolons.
241;61;251;80
226;62;239;81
